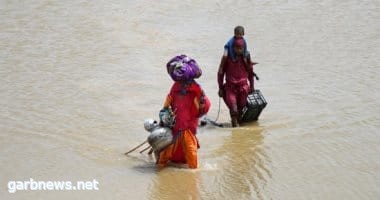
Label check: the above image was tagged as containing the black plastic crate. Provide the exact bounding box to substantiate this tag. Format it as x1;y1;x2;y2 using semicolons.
240;90;267;122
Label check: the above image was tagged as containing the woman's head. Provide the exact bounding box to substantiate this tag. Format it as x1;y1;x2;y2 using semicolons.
233;38;245;55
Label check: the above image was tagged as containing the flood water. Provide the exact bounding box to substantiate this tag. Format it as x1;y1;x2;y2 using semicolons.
1;0;379;199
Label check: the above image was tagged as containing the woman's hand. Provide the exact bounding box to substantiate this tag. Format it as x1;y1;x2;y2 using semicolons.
218;88;224;97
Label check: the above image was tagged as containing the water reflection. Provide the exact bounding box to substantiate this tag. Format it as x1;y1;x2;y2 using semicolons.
212;123;270;199
147;123;270;200
149;168;201;200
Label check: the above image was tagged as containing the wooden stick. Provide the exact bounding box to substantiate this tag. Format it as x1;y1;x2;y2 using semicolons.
124;140;147;155
148;148;154;154
139;145;151;154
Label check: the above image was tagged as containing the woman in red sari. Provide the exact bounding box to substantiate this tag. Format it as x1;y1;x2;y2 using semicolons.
217;37;256;127
157;80;210;169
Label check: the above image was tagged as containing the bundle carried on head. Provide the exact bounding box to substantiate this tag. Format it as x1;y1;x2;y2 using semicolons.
166;55;202;81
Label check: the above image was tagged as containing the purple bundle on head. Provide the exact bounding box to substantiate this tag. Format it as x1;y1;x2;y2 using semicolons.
166;55;202;81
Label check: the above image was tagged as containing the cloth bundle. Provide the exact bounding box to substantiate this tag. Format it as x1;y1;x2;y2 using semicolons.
166;55;202;81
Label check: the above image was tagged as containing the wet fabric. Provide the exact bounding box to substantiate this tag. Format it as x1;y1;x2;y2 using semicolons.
164;81;210;134
157;80;210;168
225;82;250;114
157;129;198;168
218;56;254;115
224;56;250;85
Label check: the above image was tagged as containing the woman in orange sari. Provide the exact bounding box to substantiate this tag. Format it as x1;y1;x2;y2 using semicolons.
157;79;210;169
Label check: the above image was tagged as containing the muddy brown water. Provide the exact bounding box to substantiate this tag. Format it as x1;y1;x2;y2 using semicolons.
1;0;379;199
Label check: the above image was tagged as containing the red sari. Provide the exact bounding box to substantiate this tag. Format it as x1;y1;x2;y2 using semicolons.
157;81;210;168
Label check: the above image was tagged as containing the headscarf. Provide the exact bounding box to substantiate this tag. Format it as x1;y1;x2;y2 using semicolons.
234;38;245;48
224;36;249;61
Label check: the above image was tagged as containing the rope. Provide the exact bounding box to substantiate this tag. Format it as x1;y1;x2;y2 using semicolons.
213;97;221;122
201;96;223;127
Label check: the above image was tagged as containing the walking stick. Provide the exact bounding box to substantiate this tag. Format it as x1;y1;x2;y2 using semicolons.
124;140;147;155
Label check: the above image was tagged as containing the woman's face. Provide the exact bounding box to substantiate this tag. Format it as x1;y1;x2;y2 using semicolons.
234;46;244;55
